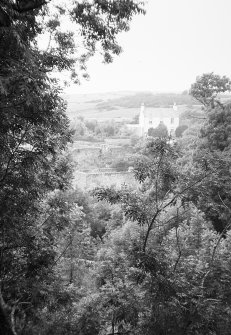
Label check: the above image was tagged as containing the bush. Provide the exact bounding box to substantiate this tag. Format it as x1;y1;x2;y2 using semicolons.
148;123;168;138
111;159;131;172
175;125;188;137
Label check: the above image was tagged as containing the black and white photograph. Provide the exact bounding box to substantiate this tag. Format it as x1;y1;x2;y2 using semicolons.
1;0;231;334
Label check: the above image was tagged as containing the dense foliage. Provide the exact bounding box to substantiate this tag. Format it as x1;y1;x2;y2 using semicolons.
175;124;188;138
71;117;124;141
0;1;145;334
96;92;197;110
1;2;231;333
190;72;231;107
91;112;231;334
148;122;168;138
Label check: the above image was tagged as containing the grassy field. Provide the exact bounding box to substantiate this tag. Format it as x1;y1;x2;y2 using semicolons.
66;105;189;123
64;91;231;120
68;107;139;121
64;91;199;121
64;91;137;120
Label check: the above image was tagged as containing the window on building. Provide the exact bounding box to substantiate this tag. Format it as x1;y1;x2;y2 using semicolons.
171;117;174;124
149;120;152;124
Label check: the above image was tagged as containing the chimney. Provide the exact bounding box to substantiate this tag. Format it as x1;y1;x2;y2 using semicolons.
141;102;145;114
173;102;177;111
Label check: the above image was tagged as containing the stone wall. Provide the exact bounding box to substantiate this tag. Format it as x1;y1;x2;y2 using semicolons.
71;147;102;160
73;170;137;190
70;142;133;170
70;140;135;188
104;138;131;146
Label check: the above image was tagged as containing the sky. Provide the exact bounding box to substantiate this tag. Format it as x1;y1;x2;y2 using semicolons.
66;0;231;94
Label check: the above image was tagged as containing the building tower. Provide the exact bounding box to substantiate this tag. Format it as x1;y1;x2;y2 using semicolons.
139;103;145;136
173;102;178;111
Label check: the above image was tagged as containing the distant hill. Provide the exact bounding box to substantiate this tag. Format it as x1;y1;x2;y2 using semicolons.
64;91;199;121
96;92;196;110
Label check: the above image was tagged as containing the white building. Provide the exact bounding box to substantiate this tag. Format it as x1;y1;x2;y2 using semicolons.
127;103;180;137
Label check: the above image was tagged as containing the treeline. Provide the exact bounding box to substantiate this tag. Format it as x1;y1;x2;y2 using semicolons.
71;117;127;141
71;114;143;141
96;91;196;110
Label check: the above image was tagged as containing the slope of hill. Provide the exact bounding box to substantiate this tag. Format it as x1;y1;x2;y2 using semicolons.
64;91;198;121
96;92;195;110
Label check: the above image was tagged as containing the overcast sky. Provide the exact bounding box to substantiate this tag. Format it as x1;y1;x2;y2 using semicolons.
66;0;231;94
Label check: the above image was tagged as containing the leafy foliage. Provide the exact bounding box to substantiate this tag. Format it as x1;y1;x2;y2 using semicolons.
64;74;231;334
175;124;188;138
91;135;231;334
181;103;231;233
0;1;145;334
190;72;231;107
148;122;169;138
2;4;231;332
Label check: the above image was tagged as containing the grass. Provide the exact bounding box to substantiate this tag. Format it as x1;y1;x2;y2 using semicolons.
64;91;199;121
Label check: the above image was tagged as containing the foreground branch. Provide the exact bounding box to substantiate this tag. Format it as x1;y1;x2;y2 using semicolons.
12;0;48;13
0;288;16;335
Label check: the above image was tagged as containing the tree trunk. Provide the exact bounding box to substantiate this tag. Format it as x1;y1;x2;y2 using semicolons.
0;289;16;335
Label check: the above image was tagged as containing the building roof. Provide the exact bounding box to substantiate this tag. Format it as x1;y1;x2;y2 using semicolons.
143;107;179;118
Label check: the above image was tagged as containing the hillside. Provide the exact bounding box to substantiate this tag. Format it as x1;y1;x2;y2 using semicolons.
64;91;198;121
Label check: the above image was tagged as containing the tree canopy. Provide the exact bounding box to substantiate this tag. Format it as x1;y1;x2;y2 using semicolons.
92;135;231;334
148;122;168;138
190;72;231;107
3;2;231;333
0;1;145;334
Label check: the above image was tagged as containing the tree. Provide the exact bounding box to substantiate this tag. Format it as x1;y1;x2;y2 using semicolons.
0;0;145;81
131;113;139;124
90;137;231;334
182;89;188;95
148;122;168;138
181;102;231;233
111;158;131;172
93;138;208;252
190;72;231;107
70;74;231;335
184;74;231;233
175;124;188;138
0;1;145;333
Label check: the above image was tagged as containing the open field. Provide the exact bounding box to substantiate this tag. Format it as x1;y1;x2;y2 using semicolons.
64;91;137;120
67;107;139;121
64;91;197;121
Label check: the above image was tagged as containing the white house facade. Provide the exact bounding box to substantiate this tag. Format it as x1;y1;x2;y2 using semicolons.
127;103;180;137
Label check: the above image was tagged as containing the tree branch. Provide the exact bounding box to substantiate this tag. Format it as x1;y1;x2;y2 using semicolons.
53;239;72;266
173;209;181;272
12;0;48;13
0;7;11;27
0;287;16;335
200;221;231;297
0;124;30;184
142;172;211;252
143;209;161;252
